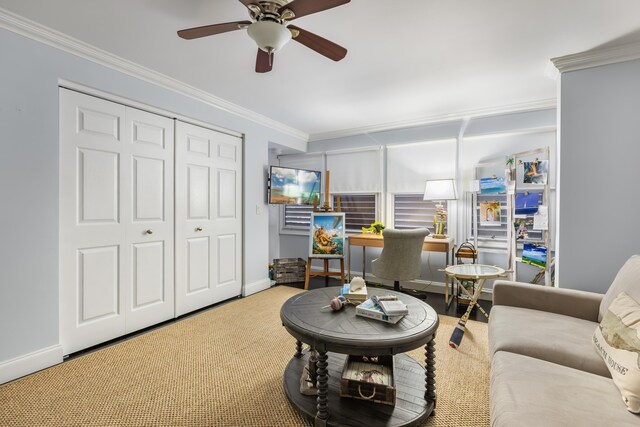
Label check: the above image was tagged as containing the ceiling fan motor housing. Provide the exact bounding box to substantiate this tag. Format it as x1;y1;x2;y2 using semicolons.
247;20;292;52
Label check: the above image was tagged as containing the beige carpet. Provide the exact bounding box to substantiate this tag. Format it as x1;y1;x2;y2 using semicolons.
0;286;489;427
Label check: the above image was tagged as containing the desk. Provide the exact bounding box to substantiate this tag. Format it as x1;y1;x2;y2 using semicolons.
280;287;438;426
348;234;455;301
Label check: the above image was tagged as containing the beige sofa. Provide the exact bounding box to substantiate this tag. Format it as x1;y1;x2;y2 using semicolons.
488;256;640;426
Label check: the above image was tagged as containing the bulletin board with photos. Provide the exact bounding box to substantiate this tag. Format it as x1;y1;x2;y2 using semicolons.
470;146;552;286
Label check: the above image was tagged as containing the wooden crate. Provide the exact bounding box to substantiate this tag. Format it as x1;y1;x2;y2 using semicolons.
339;355;396;406
273;258;306;284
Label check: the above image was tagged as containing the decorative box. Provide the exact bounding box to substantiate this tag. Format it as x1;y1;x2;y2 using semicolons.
339;355;396;406
273;258;306;284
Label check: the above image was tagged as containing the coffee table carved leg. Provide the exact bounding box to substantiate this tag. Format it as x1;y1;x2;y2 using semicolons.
425;335;437;411
315;350;328;427
294;340;303;359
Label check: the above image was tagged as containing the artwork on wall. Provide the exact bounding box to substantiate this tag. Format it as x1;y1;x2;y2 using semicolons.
520;160;548;185
515;192;540;215
479;176;506;194
479;202;501;226
514;218;533;240
522;243;547;268
309;212;345;258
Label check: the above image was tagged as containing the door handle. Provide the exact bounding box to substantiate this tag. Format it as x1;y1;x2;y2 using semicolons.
145;229;153;235
195;227;203;232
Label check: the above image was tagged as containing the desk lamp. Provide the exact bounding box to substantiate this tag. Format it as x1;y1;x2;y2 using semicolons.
423;179;457;238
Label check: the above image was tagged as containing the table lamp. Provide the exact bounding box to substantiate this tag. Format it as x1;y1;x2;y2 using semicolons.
423;179;457;238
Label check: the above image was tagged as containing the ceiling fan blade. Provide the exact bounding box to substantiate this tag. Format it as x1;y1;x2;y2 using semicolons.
256;49;273;73
280;0;350;20
177;21;251;40
289;25;347;61
238;0;256;7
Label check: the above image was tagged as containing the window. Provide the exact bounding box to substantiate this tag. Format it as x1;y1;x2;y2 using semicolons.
393;194;440;231
333;194;376;233
283;204;314;230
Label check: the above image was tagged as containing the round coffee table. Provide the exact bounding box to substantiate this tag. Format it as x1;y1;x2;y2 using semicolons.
280;287;439;427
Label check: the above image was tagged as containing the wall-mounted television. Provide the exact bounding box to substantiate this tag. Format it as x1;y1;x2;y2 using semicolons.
269;165;321;205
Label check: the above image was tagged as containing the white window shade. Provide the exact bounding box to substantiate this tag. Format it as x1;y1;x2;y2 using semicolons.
278;153;323;172
326;148;382;193
387;140;456;193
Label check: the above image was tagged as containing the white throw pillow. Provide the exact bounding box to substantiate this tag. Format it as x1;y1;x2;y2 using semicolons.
599;255;640;322
593;292;640;413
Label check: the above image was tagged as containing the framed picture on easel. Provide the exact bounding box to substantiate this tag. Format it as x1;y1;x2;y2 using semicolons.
309;212;345;258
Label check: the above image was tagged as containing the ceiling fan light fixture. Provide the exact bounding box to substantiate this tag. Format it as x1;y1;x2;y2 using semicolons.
247;21;292;53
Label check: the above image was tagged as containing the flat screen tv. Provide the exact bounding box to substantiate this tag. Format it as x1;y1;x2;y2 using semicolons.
269;165;321;205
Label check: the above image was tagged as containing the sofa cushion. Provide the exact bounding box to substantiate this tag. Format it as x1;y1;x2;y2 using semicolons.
599;255;640;322
491;351;640;427
593;292;640;413
489;305;609;377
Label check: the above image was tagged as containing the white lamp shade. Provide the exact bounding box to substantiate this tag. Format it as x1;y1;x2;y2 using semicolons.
247;21;292;52
423;179;457;201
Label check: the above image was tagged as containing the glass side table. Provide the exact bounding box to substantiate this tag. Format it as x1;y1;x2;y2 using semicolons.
444;264;506;349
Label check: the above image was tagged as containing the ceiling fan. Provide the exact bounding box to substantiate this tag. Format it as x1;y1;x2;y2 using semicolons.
177;0;350;73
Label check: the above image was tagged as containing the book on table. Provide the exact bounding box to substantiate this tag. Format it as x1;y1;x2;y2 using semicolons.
372;295;409;316
355;298;404;324
340;283;368;301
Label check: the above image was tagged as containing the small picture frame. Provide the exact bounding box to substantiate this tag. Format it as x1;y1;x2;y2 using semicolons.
309;212;345;258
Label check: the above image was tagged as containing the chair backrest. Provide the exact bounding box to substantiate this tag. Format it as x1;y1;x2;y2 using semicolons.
371;228;429;281
456;241;478;265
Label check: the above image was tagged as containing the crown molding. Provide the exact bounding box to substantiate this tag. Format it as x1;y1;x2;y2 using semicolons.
308;98;556;142
551;41;640;73
0;7;308;141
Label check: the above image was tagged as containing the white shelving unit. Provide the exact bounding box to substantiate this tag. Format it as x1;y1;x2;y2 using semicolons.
469;147;552;286
507;147;552;286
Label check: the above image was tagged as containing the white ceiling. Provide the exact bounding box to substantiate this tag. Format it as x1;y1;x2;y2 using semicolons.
2;0;640;138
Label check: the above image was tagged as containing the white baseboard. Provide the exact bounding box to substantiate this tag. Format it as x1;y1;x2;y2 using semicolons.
243;278;272;297
0;345;63;384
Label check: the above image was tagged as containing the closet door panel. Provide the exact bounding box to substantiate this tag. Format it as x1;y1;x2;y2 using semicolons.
60;90;175;354
217;169;237;218
124;107;174;333
132;241;165;308
176;121;242;315
78;149;120;223
132;156;165;221
187;237;211;294
175;122;217;316
217;234;237;284
210;132;243;303
188;164;211;220
77;245;120;322
60;89;127;355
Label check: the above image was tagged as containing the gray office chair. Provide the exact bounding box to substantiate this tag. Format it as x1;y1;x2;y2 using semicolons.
371;227;430;295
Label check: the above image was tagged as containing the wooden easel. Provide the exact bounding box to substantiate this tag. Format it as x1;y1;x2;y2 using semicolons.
304;171;345;290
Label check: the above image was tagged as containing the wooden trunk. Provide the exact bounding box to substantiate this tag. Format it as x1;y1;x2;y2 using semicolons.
339;355;396;406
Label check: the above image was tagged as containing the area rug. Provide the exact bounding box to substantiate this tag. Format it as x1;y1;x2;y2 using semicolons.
0;286;489;426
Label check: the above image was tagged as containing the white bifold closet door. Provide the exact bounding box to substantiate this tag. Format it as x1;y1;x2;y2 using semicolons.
175;121;243;316
59;89;174;355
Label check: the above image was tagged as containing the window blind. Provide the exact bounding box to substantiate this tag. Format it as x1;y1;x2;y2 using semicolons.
387;140;456;193
326;148;382;193
393;194;441;231
334;194;376;233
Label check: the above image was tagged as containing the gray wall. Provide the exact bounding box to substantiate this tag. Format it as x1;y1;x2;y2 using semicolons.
557;59;640;292
0;28;305;363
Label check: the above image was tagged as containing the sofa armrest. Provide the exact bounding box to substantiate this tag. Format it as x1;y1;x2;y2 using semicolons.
492;280;603;322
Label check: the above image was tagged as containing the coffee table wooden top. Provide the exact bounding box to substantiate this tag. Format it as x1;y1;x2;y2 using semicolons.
280;287;439;355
